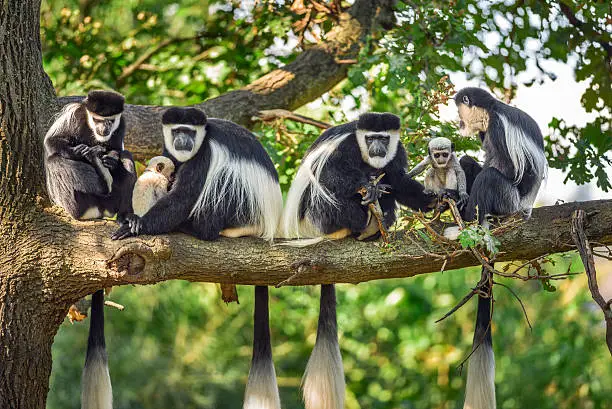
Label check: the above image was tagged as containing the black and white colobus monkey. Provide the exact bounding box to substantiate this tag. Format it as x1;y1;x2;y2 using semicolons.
44;90;136;220
281;112;437;409
131;156;175;217
407;136;469;206
451;87;547;409
111;107;284;409
81;290;112;409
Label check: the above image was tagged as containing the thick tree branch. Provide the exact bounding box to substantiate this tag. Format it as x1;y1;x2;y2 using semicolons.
57;0;395;160
35;199;612;304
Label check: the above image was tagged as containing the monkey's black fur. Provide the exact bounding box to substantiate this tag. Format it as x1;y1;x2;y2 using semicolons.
83;91;124;116
44;91;136;220
162;107;207;126
357;112;400;132
111;108;280;241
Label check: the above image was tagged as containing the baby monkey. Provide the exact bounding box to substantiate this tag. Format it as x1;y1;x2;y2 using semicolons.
407;137;469;206
132;156;175;217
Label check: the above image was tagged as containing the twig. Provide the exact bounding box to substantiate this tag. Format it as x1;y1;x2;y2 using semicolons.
254;109;331;129
436;271;490;323
413;212;461;247
494;281;532;331
357;174;390;244
104;300;125;311
570;209;612;356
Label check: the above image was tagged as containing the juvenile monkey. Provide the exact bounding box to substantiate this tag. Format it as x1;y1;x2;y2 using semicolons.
407;137;468;205
132;156;175;217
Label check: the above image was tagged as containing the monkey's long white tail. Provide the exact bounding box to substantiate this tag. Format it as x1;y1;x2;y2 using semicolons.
244;286;281;409
81;290;113;409
463;272;496;409
302;284;345;409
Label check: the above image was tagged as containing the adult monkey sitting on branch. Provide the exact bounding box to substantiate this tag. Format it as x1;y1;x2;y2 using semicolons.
281;112;437;409
449;87;547;409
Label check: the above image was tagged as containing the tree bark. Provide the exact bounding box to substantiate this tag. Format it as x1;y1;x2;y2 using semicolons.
0;1;64;408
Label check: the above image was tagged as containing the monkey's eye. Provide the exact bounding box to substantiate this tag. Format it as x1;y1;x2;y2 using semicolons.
462;95;470;105
433;153;441;158
442;152;449;158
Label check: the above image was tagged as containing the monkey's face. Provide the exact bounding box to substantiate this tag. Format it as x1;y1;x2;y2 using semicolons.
456;95;489;137
146;156;175;181
162;124;206;162
356;129;399;169
430;148;451;168
87;111;121;142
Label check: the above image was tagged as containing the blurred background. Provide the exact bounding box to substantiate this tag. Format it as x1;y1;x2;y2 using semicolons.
42;1;611;408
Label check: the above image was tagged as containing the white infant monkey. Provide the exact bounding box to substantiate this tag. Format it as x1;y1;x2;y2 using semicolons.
132;156;175;217
407;137;468;205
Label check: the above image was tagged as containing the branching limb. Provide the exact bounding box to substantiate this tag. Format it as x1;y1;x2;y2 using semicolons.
253;109;331;129
570;209;612;356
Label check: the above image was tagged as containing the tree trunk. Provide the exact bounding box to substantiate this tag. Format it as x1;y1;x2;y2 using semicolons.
0;1;60;408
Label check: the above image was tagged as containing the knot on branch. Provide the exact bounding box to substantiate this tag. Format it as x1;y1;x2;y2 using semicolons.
276;259;324;287
106;237;171;280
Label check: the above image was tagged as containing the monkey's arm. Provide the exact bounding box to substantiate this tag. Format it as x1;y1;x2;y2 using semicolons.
111;157;206;239
454;160;468;194
407;157;431;178
384;146;437;211
317;155;371;233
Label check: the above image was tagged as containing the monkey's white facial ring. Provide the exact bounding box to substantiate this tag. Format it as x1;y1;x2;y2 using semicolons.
87;111;121;142
163;124;206;162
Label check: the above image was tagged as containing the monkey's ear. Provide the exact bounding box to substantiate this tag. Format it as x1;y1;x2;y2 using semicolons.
428;146;432;157
156;163;164;172
462;95;470;106
451;142;455;151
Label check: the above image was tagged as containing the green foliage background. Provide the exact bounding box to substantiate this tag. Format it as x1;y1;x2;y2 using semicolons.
43;1;611;408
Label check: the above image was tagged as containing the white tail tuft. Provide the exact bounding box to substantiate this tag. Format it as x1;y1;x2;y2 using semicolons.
443;226;461;240
302;335;345;409
244;360;281;409
463;342;496;409
81;348;112;409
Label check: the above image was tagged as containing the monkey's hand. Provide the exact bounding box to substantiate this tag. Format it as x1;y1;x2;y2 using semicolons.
111;214;142;240
102;151;120;170
72;144;106;161
457;191;469;208
360;180;391;206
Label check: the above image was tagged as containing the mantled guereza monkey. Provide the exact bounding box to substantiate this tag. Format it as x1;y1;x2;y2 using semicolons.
132;156;175;217
407;136;469;206
112;107;284;409
44;90;136;221
281;112;437;409
449;87;547;409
